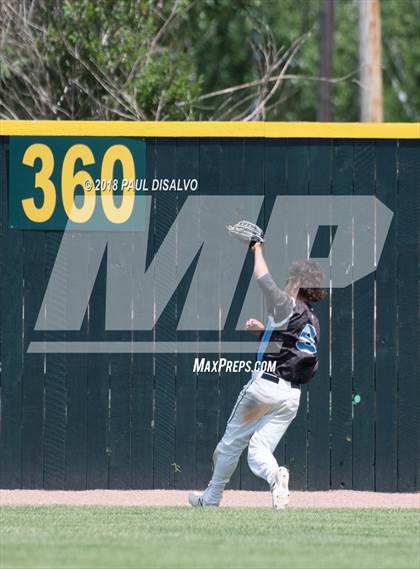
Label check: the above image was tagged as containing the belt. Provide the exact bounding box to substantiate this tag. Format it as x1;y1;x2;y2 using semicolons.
260;371;301;390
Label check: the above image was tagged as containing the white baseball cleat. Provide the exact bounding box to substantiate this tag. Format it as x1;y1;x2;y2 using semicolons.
271;466;290;510
188;491;204;507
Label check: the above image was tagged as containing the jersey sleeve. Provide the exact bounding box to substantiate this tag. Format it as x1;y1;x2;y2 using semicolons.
257;273;294;326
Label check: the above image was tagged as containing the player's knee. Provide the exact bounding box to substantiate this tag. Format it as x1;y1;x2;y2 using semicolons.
249;431;270;450
247;435;265;464
214;437;246;463
247;442;261;474
213;440;232;463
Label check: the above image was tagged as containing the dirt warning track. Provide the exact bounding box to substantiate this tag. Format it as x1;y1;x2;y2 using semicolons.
1;489;418;508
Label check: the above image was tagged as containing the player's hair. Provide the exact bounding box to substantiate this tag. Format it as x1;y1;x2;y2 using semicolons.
288;260;327;303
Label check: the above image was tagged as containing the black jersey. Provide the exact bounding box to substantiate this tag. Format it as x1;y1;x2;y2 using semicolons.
256;273;320;385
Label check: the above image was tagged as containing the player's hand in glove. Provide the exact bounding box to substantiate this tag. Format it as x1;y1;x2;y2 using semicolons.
226;220;264;249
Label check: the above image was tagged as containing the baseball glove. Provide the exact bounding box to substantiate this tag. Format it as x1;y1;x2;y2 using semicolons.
226;220;264;246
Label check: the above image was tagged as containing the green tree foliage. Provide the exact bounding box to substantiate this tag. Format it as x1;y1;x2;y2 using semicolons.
189;0;419;121
0;0;202;119
0;0;418;121
381;0;420;121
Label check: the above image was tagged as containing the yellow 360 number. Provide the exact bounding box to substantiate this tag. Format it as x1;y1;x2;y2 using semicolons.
22;144;56;223
100;145;135;224
61;144;96;224
21;143;136;224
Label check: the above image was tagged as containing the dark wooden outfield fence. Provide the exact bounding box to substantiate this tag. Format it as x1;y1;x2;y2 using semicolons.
0;122;418;492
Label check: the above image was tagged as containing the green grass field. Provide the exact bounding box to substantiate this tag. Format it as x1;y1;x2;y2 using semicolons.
1;506;419;569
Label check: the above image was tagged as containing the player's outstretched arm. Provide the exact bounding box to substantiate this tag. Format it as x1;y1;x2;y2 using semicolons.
251;242;294;321
251;242;269;280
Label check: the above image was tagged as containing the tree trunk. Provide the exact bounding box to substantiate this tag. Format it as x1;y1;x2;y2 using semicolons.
358;0;383;122
317;0;335;121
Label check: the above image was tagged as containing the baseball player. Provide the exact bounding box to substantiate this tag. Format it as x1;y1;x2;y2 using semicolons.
189;223;326;509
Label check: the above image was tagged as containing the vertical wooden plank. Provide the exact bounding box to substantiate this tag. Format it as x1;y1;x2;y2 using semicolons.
21;231;46;488
195;139;222;490
397;141;419;491
0;137;4;235
284;140;310;490
0;231;23;488
0;138;4;416
262;139;288;480
130;354;154;488
108;230;132;489
374;140;398;491
238;137;266;491
195;363;219;490
330;141;353;489
195;363;220;490
173;138;199;489
86;245;109;489
43;232;67;489
109;352;131;488
0;137;23;488
64;233;89;490
130;139;155;489
65;351;88;489
153;140;177;488
307;140;332;490
352;142;375;490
